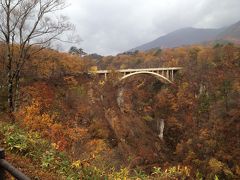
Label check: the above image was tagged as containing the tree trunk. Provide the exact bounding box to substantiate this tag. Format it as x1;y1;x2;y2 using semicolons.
14;71;21;111
7;74;14;112
225;94;229;113
7;50;14;113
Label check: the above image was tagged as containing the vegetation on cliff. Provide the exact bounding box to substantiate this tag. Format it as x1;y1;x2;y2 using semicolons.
0;43;240;179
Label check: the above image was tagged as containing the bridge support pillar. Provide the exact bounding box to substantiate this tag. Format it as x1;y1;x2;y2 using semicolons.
161;70;164;76
166;70;169;79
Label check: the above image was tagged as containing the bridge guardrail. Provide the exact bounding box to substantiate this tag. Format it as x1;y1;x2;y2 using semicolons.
0;148;30;180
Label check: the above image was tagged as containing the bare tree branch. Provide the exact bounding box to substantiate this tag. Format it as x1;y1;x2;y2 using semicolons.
0;0;74;112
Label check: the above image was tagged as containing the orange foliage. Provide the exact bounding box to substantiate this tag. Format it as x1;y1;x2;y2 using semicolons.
22;82;54;108
17;82;88;151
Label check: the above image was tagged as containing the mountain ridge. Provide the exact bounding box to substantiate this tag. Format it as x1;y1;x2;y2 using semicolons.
129;21;240;52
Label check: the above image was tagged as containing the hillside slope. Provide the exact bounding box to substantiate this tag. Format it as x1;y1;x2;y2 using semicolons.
1;45;240;179
130;21;240;51
216;20;240;44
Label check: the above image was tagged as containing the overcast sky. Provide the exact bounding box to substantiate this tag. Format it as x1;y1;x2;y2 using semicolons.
63;0;240;55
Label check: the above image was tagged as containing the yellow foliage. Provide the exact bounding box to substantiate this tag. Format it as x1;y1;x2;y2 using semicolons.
208;158;234;178
208;158;224;172
89;66;98;73
17;99;87;150
20;100;55;134
71;160;81;169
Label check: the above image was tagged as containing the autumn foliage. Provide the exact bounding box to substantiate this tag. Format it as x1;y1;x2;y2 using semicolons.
0;44;240;179
15;82;87;151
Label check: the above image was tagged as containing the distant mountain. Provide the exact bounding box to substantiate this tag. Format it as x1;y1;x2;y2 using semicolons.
216;21;240;44
130;21;240;52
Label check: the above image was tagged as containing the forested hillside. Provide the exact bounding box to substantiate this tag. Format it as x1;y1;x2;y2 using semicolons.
130;20;240;52
0;43;240;179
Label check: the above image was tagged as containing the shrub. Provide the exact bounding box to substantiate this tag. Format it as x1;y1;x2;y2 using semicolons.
151;165;191;179
0;121;79;179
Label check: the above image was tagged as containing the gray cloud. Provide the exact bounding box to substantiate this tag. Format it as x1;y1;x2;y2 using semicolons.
63;0;240;55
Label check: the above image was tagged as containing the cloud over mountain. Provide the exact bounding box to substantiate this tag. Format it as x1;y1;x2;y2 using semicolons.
64;0;240;55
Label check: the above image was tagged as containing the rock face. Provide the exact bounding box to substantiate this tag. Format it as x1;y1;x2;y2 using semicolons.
104;108;164;166
73;76;168;169
96;81;166;168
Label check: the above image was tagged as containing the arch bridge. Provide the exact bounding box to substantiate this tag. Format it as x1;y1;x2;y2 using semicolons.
94;67;182;83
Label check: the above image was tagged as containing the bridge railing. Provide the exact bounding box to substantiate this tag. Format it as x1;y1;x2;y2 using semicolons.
0;148;30;180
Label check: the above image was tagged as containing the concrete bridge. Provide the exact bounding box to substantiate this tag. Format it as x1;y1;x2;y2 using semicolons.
93;67;182;83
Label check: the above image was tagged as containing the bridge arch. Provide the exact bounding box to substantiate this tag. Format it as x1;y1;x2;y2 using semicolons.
120;71;172;83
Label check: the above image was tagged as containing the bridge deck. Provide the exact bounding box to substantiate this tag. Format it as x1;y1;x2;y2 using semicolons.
95;67;182;74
